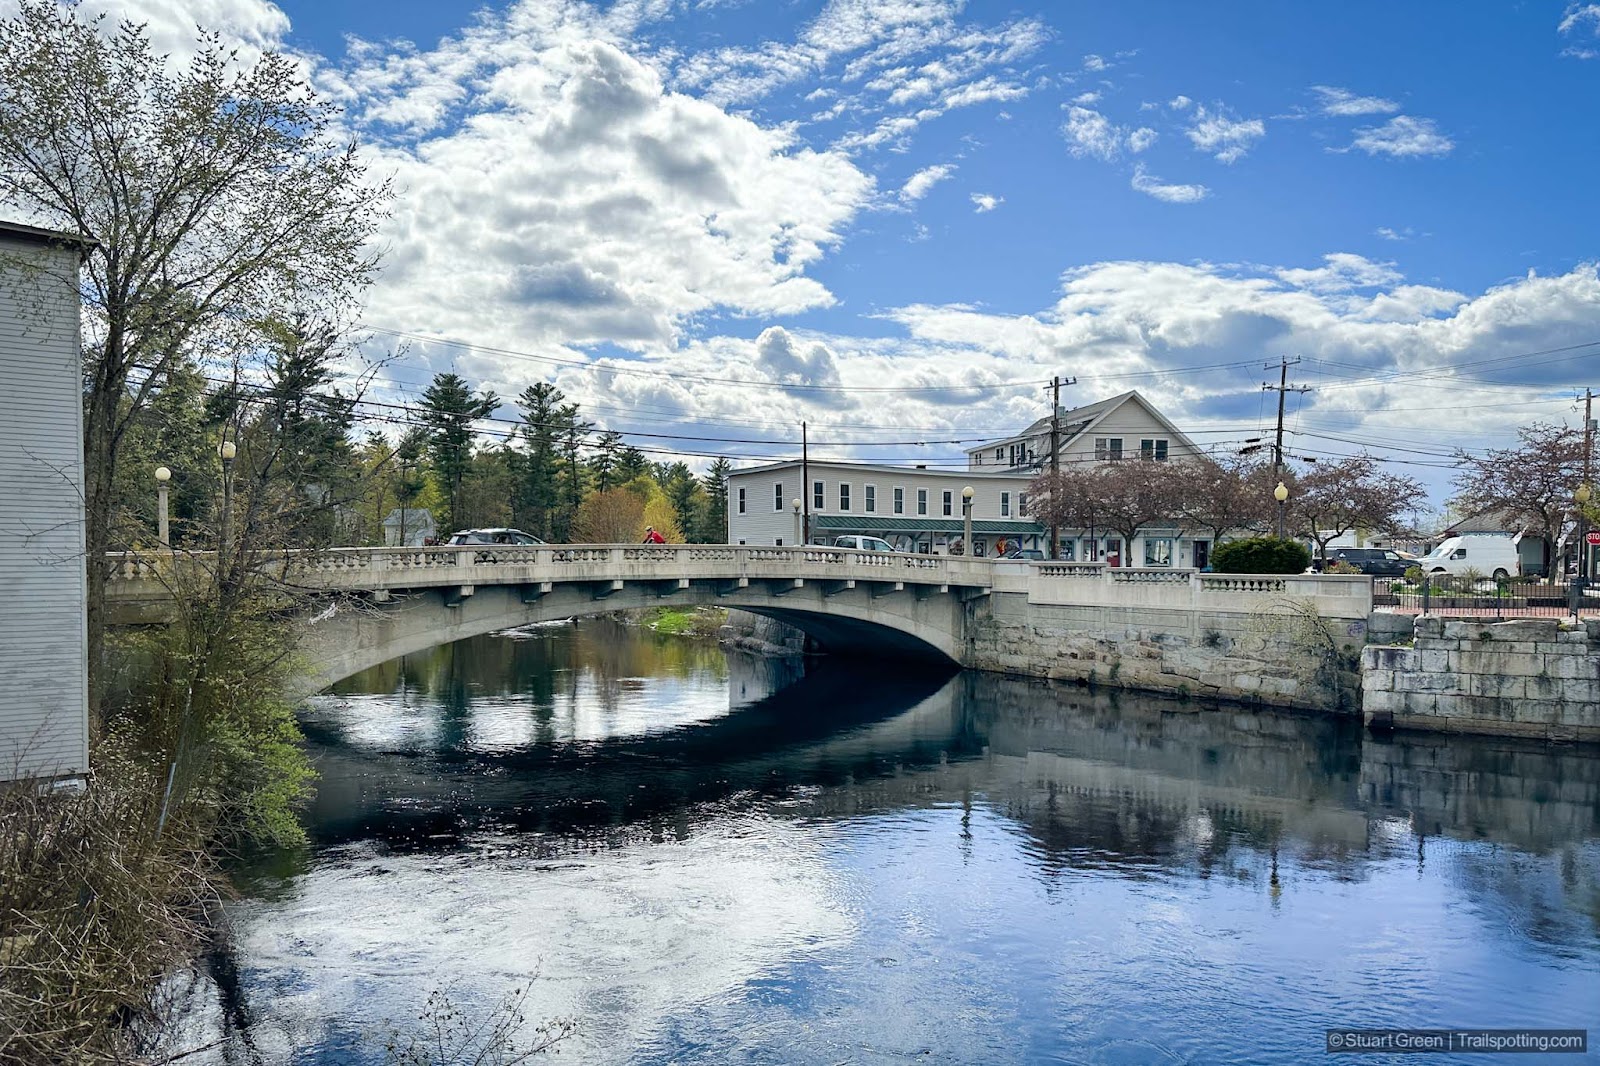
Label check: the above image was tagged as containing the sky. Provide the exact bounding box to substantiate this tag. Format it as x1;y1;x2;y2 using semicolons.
31;0;1600;504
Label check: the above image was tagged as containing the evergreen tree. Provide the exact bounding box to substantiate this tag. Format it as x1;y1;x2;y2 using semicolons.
419;372;499;535
696;457;733;543
555;404;592;541
660;461;698;533
589;430;625;492
513;382;565;540
617;445;651;483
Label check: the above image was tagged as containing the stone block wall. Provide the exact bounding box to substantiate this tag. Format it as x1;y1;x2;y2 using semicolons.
966;592;1367;713
1362;618;1600;742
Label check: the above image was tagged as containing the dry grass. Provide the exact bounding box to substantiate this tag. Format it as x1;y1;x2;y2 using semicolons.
0;744;217;1064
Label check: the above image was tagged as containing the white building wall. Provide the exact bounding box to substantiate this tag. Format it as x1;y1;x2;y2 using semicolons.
0;232;89;780
728;462;1037;548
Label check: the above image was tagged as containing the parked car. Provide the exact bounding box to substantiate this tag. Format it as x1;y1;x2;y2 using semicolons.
446;528;546;546
829;535;899;552
1314;547;1412;577
1415;535;1520;581
999;547;1046;561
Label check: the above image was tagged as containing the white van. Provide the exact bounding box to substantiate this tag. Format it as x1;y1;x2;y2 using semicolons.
1416;535;1521;580
829;535;899;553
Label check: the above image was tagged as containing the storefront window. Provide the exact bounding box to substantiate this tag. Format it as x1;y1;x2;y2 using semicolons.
1144;537;1174;567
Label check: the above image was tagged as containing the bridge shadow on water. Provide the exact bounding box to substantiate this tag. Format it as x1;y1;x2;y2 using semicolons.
293;636;966;852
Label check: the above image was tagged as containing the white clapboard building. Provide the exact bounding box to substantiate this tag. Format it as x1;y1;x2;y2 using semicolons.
726;390;1216;566
0;220;92;781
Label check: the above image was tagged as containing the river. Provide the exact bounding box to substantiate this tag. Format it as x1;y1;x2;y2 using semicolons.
180;617;1599;1064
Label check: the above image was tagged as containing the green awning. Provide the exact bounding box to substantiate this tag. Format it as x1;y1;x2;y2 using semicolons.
811;515;1044;536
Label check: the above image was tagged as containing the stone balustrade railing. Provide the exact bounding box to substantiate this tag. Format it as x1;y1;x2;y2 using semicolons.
1024;565;1372;617
105;543;997;598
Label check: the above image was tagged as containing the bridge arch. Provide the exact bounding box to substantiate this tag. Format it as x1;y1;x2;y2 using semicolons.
299;581;967;695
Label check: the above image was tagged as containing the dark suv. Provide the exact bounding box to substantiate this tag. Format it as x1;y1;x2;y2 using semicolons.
1317;548;1410;577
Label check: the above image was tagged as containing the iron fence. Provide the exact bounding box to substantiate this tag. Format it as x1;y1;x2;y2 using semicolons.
1372;573;1599;619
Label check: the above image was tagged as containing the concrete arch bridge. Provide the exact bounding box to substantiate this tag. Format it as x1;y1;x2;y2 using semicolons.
107;544;997;693
105;544;1373;708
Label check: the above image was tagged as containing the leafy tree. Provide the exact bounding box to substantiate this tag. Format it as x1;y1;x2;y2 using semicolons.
572;488;644;542
1451;421;1586;550
419;372;499;534
641;494;685;542
1291;455;1426;561
1031;458;1184;566
0;0;387;710
1169;454;1276;542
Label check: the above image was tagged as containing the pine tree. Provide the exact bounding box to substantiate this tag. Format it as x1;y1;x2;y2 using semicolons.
696;458;733;543
514;382;565;540
419;372;499;535
589;430;625;492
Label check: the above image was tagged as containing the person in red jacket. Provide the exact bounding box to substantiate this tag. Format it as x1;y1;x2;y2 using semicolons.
642;526;665;544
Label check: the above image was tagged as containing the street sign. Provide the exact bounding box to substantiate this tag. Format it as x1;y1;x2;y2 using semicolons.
1587;531;1600;546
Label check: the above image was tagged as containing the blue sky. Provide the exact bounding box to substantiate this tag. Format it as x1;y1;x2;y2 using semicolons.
66;0;1600;505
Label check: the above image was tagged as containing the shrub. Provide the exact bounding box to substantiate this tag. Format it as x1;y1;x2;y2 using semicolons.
1325;560;1362;575
1211;537;1312;575
1404;565;1424;583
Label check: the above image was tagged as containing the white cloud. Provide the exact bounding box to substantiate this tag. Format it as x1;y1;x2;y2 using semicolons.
347;32;874;353
1276;253;1402;293
1130;164;1209;204
1185;105;1266;164
1062;106;1123;161
1311;85;1400;116
970;192;1002;212
1559;3;1600;55
1169;94;1193;110
1062;106;1157;161
1082;53;1107;71
1375;226;1416;242
1346;115;1454;158
1072;91;1101;104
3;0;293;68
900;163;955;201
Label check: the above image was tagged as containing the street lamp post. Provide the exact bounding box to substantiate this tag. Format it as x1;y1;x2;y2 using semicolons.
219;439;237;570
154;465;171;546
1577;482;1593;592
961;485;974;557
792;498;802;547
1274;481;1289;539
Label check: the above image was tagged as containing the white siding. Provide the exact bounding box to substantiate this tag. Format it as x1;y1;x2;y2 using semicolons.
0;235;88;780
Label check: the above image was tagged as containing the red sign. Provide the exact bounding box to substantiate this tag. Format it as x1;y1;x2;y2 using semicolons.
1587;531;1600;546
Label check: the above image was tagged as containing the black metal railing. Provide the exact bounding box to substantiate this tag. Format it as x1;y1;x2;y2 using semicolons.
1373;573;1596;619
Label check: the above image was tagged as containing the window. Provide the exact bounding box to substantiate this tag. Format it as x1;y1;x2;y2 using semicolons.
1018;492;1029;516
865;484;877;513
738;487;747;514
917;489;928;516
994;447;1003;460
775;538;783;546
813;481;824;510
942;490;953;516
893;487;904;514
1144;537;1174;567
774;483;784;511
1095;437;1123;460
839;483;851;511
1000;491;1011;517
1140;438;1169;461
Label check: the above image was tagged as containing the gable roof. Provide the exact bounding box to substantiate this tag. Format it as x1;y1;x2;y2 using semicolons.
967;390;1202;464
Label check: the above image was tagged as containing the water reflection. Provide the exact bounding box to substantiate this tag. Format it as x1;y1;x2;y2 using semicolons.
206;621;1598;1065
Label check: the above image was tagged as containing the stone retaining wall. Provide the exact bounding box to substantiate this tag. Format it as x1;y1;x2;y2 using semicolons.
966;592;1367;712
1362;618;1600;742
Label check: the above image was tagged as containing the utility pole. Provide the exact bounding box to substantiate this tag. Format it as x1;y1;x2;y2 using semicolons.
1046;375;1076;560
1581;388;1594;584
801;420;810;547
1263;357;1311;537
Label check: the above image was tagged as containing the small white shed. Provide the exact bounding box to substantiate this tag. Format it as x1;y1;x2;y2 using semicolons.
0;220;93;781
